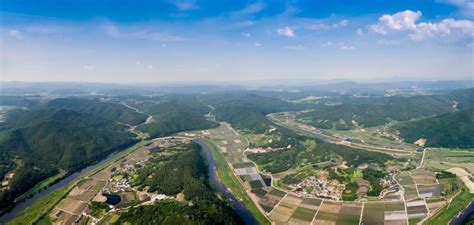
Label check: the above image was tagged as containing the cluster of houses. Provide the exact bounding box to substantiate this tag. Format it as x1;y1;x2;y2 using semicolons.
296;176;345;201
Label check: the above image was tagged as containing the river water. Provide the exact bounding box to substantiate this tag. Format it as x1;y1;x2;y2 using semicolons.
450;201;474;225
1;141;259;225
197;139;259;225
0;152;118;224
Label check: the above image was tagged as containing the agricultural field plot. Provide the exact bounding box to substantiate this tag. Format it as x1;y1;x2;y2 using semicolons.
395;172;420;200
362;201;407;225
425;149;474;174
268;194;322;225
405;199;428;219
331;128;418;152
49;208;79;225
410;169;437;185
425;198;446;214
416;184;443;199
207;123;267;190
253;188;287;213
313;200;362;225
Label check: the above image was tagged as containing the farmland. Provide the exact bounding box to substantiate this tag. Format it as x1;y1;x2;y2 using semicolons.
204;121;465;225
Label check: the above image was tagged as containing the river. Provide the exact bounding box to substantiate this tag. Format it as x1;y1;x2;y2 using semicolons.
1;140;259;225
0;152;119;224
197;139;259;225
450;201;474;225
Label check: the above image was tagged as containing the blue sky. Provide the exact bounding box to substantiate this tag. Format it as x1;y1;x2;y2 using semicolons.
1;0;473;83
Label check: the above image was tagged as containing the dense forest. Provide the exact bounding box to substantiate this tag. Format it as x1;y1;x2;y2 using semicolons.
0;108;136;211
248;135;392;173
201;93;302;133
135;101;217;138
297;88;473;130
394;109;474;148
43;98;148;125
115;143;243;225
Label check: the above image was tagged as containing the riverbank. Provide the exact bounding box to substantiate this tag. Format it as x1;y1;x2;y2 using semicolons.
198;139;259;225
201;138;270;225
5;140;151;225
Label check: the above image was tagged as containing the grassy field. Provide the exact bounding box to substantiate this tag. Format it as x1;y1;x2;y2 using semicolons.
203;139;270;225
423;183;474;225
425;148;474;174
7;141;151;225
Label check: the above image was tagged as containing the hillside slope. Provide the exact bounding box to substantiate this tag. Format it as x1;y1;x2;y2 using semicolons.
136;102;217;138
0;109;136;211
44;98;148;125
394;109;474;148
297;88;473;130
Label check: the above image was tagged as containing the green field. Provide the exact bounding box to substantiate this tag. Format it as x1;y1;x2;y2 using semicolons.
203;139;270;225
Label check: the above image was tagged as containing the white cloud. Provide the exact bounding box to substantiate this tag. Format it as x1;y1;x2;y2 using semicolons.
371;10;474;40
169;0;198;11
234;1;266;16
254;42;262;47
7;29;24;40
82;64;96;71
339;20;349;26
371;10;421;34
241;32;251;37
356;28;364;36
147;65;154;70
277;26;295;38
135;61;143;65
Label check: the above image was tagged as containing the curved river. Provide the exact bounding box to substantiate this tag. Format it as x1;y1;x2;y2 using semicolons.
0;152;119;224
1;140;259;225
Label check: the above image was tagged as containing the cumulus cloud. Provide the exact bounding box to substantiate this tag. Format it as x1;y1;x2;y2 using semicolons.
254;42;262;47
371;10;474;40
356;28;364;36
277;26;295;38
371;10;421;34
169;0;198;11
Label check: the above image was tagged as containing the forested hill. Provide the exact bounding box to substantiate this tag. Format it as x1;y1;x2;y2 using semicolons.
201;93;303;133
297;88;473;130
136;101;217;139
43;98;148;125
394;109;474;149
0;108;136;211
